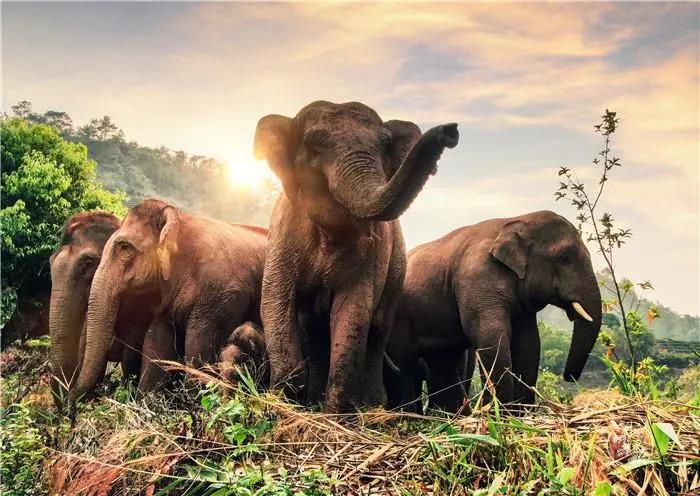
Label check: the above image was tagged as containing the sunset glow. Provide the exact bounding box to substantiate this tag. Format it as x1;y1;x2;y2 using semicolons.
227;155;276;192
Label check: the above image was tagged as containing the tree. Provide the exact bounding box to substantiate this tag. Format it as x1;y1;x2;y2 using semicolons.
10;101;32;119
0;117;125;341
42;110;73;136
555;110;660;381
91;115;121;141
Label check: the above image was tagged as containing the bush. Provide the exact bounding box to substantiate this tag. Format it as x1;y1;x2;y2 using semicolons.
0;117;125;329
0;405;46;496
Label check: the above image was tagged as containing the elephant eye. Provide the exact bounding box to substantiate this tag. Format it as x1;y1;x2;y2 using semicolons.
79;255;100;271
378;130;392;147
304;129;332;150
116;240;135;258
558;247;576;265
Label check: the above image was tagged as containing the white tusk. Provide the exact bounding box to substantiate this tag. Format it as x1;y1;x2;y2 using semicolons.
572;301;593;322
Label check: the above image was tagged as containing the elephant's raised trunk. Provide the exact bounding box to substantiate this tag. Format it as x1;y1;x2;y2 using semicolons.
49;288;87;404
68;263;119;403
563;278;602;382
330;124;458;221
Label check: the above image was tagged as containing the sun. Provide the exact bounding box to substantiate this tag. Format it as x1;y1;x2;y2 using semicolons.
227;154;276;192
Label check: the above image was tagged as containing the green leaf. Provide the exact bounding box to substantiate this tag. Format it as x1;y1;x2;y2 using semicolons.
619;458;657;471
592;481;613;496
650;422;681;456
557;467;575;484
446;433;500;447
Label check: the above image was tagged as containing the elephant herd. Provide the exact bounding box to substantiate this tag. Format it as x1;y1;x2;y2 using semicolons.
49;100;602;414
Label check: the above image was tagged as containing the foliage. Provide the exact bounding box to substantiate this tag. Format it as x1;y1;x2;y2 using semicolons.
0;404;46;495
8;100;279;227
0;116;125;325
537;368;573;404
1;341;698;496
555;110;665;395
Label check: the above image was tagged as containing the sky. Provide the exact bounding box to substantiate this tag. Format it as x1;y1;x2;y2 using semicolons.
2;2;699;315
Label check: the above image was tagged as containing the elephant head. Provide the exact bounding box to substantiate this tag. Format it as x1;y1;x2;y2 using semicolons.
49;211;120;404
69;199;177;402
489;210;602;381
218;322;266;384
254;101;458;225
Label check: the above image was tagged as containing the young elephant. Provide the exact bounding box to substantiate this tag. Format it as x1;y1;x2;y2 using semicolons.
386;211;602;412
217;321;268;386
68;199;267;403
49;211;129;404
254;100;458;412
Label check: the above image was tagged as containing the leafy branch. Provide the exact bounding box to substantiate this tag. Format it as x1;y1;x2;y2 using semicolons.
555;110;658;377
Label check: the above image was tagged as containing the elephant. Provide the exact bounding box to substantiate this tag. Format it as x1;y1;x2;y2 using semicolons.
386;210;602;413
49;211;125;405
67;199;267;403
217;321;268;386
253;100;459;412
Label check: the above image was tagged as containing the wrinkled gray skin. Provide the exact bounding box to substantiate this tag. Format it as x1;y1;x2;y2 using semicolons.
49;211;131;406
386;211;602;413
68;199;267;404
217;321;268;386
254;100;458;412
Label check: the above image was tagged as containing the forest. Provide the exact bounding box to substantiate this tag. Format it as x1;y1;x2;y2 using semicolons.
1;102;698;495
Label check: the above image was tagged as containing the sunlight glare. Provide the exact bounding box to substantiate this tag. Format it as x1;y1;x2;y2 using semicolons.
227;154;277;192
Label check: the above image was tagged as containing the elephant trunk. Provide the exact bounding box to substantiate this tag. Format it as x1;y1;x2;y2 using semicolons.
563;276;602;382
330;124;458;221
69;265;119;403
49;288;87;403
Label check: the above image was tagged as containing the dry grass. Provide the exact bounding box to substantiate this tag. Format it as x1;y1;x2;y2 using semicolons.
40;362;700;496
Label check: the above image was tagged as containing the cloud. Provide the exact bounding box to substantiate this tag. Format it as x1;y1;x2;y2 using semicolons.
3;1;697;313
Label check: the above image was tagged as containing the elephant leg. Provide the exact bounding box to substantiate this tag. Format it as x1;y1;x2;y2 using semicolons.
470;309;514;406
365;253;403;408
298;299;329;404
511;313;540;407
326;287;373;412
424;350;465;413
263;293;305;399
120;327;145;383
138;317;177;394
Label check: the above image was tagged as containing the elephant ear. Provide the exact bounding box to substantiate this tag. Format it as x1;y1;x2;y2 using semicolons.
156;206;180;282
254;114;298;203
490;220;529;279
384;119;421;178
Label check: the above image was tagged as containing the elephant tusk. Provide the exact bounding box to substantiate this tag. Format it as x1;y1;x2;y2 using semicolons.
572;301;593;322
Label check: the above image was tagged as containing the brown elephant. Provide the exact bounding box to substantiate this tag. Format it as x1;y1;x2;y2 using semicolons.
386;210;602;412
49;211;129;404
217;321;268;386
68;199;267;403
253;100;459;412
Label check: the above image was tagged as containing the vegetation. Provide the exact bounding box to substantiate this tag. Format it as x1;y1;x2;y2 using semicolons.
1;340;697;495
0;115;125;332
5;101;278;225
1;105;697;494
1;101;278;343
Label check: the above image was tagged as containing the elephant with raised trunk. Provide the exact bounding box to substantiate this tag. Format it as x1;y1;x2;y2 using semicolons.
254;100;458;412
49;211;126;404
68;199;267;403
386;210;602;412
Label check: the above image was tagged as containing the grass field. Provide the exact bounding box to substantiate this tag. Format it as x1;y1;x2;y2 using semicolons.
1;338;698;496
